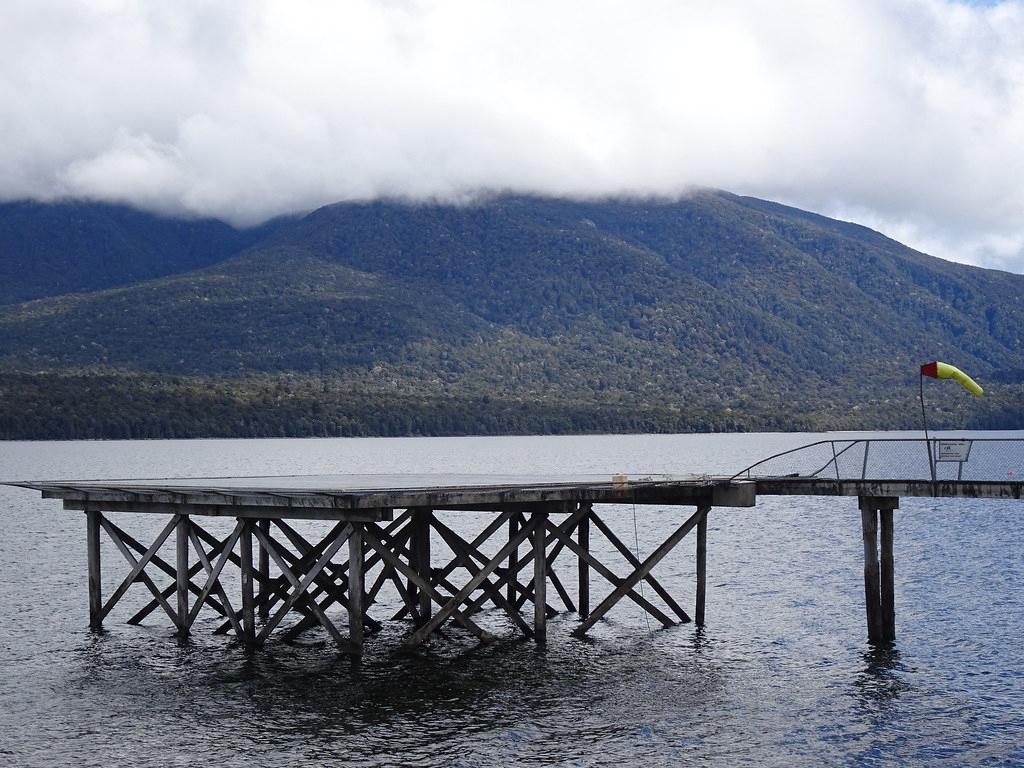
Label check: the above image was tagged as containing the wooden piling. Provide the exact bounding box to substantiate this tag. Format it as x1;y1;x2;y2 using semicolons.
533;510;548;643
859;501;883;643
176;515;190;636
859;496;898;644
348;523;365;653
257;519;270;622
577;505;590;619
696;508;707;626
239;520;256;646
507;515;520;604
412;509;432;625
86;510;102;629
879;508;895;641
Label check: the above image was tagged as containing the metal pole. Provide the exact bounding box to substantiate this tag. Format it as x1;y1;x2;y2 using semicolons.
920;374;936;483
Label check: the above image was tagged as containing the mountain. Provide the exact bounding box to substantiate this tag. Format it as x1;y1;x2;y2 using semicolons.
0;191;1021;439
0;200;284;304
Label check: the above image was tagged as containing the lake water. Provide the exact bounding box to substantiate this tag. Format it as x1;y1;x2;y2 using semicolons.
1;432;1022;767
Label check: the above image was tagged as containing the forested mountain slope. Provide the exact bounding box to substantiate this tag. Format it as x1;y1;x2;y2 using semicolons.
0;191;1020;438
0;200;283;304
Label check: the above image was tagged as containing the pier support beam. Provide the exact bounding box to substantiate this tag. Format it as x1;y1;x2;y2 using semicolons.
577;505;590;619
239;520;256;647
859;496;898;643
533;510;548;643
696;508;708;626
176;514;190;636
411;509;432;626
257;520;270;622
879;508;895;642
86;510;102;629
348;524;365;653
71;498;714;650
573;505;706;637
507;514;519;604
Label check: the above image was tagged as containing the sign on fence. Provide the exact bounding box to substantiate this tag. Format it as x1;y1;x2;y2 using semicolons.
936;440;973;463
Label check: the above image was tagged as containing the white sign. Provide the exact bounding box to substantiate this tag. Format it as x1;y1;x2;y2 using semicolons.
936;440;972;462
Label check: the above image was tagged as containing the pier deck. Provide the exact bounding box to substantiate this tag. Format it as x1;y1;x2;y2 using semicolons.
16;472;755;515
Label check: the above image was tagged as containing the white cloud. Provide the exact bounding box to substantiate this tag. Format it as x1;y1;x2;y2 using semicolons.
1;0;1023;271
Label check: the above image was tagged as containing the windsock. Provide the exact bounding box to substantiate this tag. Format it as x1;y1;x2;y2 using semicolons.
920;361;983;396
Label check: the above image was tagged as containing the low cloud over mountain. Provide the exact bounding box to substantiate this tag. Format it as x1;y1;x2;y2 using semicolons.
2;1;1024;270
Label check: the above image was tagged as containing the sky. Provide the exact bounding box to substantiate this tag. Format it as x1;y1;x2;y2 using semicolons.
3;0;1024;272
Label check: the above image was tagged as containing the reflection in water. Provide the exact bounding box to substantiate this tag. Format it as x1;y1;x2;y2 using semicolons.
854;644;914;704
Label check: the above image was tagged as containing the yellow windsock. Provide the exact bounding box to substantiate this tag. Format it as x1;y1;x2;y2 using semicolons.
920;361;983;396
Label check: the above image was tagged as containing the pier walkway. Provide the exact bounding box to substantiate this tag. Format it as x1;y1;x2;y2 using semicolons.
9;438;1023;653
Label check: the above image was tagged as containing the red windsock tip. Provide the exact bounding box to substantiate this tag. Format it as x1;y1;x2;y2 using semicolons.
920;362;938;378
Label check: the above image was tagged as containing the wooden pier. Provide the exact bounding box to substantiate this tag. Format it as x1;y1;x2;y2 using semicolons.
10;474;753;653
10;438;1024;652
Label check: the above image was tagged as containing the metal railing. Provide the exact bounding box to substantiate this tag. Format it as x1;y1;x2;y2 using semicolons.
731;438;1024;483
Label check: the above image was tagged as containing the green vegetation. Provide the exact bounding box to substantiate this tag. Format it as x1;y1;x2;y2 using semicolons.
1;192;1022;439
2;369;1019;440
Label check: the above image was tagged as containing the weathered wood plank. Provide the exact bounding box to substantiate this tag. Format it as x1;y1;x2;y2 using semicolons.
758;479;1024;500
62;499;396;520
35;478;749;513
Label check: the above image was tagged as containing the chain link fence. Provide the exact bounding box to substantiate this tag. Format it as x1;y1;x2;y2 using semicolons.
732;439;1024;483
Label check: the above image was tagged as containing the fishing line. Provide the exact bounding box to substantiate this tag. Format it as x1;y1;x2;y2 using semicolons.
631;492;652;634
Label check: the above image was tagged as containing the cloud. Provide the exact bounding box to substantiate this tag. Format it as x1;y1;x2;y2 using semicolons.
2;0;1024;270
